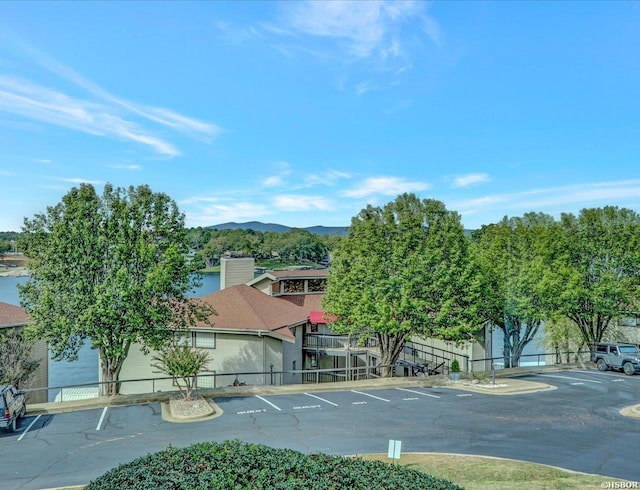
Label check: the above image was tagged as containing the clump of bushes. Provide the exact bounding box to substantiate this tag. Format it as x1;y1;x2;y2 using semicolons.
85;439;462;490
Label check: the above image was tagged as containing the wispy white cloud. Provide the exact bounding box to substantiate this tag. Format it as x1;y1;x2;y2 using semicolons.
343;176;430;198
453;179;640;224
0;76;181;157
273;194;334;211
33;158;53;164
452;173;491;188
356;80;377;96
265;167;352;190
18;41;221;140
280;0;436;65
213;20;265;46
185;199;272;227
0;38;220;157
303;170;352;187
263;176;284;186
109;164;142;170
55;177;103;185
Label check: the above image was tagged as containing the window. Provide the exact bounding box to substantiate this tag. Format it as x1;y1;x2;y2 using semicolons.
174;331;190;346
310;323;318;333
283;279;305;293
193;331;216;349
308;278;326;292
620;345;639;354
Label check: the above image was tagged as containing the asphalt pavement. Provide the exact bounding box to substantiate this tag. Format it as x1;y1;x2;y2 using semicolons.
6;366;639;489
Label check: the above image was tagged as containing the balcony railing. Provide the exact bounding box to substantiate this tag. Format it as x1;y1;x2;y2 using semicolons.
303;334;378;350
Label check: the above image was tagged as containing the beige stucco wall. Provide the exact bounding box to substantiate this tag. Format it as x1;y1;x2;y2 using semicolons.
282;325;303;385
249;276;275;296
118;331;285;395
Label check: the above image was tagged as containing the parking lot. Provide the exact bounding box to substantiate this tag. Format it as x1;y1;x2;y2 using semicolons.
2;369;640;489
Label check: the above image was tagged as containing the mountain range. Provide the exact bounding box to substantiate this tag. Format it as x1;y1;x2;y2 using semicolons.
208;221;348;236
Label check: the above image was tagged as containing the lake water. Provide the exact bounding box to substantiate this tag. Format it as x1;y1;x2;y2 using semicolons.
0;273;220;397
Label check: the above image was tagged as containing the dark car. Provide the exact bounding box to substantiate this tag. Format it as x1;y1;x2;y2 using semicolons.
1;385;27;432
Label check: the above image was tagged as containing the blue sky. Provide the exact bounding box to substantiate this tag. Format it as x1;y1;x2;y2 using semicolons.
1;1;640;232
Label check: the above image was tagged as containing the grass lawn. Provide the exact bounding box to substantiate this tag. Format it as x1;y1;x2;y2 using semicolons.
359;453;623;489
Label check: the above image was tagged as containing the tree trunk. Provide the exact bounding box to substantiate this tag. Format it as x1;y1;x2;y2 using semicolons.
501;316;541;368
99;344;128;396
502;330;513;368
377;332;407;377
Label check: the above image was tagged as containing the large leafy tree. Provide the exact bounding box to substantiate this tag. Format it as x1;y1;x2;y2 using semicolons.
323;193;487;377
19;184;212;395
553;206;640;350
473;213;560;367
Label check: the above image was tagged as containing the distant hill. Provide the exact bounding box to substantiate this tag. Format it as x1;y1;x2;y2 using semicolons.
207;221;348;236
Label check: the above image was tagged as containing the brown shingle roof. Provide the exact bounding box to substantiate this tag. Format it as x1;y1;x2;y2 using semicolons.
0;301;30;328
194;285;319;341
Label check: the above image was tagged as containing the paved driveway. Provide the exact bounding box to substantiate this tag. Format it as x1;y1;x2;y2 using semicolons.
2;369;639;489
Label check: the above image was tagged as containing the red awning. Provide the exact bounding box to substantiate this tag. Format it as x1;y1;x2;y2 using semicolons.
309;311;334;324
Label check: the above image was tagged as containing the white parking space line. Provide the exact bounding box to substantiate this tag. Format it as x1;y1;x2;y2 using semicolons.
574;370;629;379
96;407;108;431
18;414;41;441
255;395;281;411
395;388;441;399
304;393;339;407
351;390;390;402
535;374;602;384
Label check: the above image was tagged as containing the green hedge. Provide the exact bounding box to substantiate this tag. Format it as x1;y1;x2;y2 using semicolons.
86;440;463;490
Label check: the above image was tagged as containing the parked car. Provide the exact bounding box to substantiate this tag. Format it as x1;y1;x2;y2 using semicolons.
1;385;27;432
594;343;640;376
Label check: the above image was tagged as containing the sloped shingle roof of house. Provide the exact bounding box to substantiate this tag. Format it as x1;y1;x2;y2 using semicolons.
193;285;319;341
0;301;30;328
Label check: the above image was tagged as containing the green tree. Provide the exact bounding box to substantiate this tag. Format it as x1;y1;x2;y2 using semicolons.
323;193;486;377
0;329;40;389
472;213;559;367
19;183;212;395
152;340;211;400
279;229;328;262
553;206;640;351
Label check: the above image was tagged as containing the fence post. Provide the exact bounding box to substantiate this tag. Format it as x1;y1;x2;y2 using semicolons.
270;363;274;385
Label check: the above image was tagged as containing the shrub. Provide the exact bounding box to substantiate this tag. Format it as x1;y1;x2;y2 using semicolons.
85;440;463;490
450;359;461;373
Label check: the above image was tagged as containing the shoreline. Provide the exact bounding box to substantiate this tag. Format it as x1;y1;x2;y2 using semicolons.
0;267;29;277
